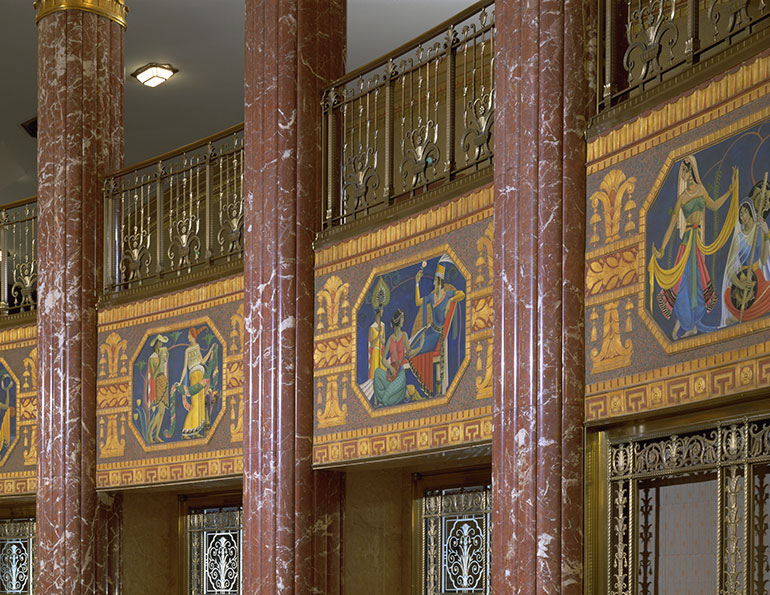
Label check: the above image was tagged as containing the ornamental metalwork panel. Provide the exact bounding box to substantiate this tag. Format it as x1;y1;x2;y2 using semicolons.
321;1;494;230
597;0;770;114
187;506;242;595
103;126;243;297
0;519;34;595
423;484;490;595
0;201;37;315
607;415;770;595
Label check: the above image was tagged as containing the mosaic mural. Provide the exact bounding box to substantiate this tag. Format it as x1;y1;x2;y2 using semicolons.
646;118;770;341
0;361;16;465
584;52;770;421
313;185;493;465
132;322;223;445
356;254;467;409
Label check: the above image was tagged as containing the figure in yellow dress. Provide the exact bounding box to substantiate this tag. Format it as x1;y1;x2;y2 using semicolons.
179;327;218;439
368;304;385;379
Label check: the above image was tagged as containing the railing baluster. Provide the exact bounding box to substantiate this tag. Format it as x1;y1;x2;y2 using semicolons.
384;62;394;200
0;214;7;315
445;26;456;179
156;161;165;277
205;143;213;262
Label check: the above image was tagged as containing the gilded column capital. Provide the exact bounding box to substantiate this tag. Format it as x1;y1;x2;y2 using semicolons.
34;0;127;28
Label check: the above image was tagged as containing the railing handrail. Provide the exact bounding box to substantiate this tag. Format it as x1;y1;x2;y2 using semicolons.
327;0;494;90
106;122;244;179
0;196;37;212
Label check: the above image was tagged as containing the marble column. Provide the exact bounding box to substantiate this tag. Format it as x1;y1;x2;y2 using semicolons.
242;0;345;593
35;4;125;594
492;1;587;594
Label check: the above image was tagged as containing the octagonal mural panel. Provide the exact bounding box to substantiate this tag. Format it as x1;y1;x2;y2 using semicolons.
645;117;770;344
355;252;467;411
131;320;223;447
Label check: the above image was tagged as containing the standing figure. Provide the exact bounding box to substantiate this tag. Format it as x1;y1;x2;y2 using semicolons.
721;179;770;325
179;327;217;439
411;255;465;394
0;375;13;450
146;334;170;443
650;156;738;340
368;304;385;379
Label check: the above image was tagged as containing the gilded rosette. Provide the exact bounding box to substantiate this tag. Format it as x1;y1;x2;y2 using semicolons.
34;0;127;28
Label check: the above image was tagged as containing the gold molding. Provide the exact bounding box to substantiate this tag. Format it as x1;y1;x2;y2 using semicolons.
34;0;127;28
587;53;770;173
315;185;494;273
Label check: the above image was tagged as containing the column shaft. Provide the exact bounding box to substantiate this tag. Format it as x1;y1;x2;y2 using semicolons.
36;9;124;594
243;0;345;592
492;1;587;593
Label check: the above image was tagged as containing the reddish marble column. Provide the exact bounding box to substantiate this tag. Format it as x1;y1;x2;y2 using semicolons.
492;1;587;594
242;0;345;592
36;8;124;595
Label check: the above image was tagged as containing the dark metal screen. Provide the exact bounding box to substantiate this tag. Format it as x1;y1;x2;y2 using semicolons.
0;518;34;595
187;505;242;595
422;484;491;595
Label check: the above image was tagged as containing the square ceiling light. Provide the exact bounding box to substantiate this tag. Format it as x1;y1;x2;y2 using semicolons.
130;63;178;88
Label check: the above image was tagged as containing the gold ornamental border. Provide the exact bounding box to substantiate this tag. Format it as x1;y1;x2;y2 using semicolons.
98;275;243;330
0;325;36;349
315;185;494;274
0;359;22;468
636;105;770;354
96;447;242;489
34;0;127;28
0;473;36;497
313;406;492;466
587;53;770;174
585;336;770;422
348;244;473;418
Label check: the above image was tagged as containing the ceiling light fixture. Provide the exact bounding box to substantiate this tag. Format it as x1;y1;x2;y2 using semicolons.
130;63;178;88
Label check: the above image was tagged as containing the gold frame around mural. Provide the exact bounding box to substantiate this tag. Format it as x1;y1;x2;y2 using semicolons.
349;244;473;418
636;105;770;354
125;316;228;453
0;358;22;468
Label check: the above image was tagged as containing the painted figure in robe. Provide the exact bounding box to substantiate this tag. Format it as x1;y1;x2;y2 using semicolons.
146;334;172;443
372;309;424;407
411;254;465;395
721;179;770;325
0;375;13;451
179;327;219;439
650;156;739;340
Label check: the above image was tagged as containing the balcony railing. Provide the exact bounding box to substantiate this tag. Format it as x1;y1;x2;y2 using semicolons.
103;125;244;298
321;0;495;230
597;0;770;115
0;197;37;315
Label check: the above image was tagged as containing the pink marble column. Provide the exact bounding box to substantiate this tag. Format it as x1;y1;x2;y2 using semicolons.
492;1;587;594
242;0;345;592
36;8;124;595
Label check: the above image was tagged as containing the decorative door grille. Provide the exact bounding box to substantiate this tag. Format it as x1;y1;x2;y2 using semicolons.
187;505;242;595
422;483;491;595
607;414;770;594
0;519;34;595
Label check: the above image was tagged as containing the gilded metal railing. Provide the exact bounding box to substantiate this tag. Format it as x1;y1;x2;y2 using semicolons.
598;0;770;113
321;0;494;230
102;125;244;296
0;197;37;315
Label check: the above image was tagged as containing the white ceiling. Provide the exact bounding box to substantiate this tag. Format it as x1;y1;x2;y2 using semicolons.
0;0;472;201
